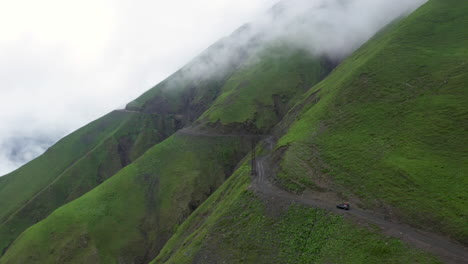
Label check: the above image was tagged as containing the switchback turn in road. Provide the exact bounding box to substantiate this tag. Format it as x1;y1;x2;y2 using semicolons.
251;136;468;264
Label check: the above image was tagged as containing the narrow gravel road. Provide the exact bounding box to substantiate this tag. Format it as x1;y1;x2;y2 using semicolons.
115;109;142;114
177;127;267;138
251;136;468;264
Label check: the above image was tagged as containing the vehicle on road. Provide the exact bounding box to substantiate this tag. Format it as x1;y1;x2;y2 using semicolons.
336;203;350;210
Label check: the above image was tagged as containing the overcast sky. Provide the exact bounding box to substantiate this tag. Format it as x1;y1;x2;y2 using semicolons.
0;0;427;176
0;0;277;176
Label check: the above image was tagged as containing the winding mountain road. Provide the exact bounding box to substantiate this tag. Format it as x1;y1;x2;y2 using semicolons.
177;127;267;138
115;109;143;114
251;136;468;264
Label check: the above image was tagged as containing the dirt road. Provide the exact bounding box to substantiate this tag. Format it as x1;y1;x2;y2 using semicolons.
177;127;266;138
115;109;145;114
251;136;468;264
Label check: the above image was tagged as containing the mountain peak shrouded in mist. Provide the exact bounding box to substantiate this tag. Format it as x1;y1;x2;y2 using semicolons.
215;0;429;60
126;0;428;111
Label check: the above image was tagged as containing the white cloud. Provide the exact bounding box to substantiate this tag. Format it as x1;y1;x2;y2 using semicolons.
0;0;276;175
0;0;427;176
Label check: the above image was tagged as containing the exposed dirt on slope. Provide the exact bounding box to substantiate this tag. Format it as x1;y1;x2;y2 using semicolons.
251;136;468;264
117;136;132;167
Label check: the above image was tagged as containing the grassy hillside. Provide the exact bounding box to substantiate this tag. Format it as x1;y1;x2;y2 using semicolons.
0;112;126;223
0;111;135;253
0;133;251;264
276;0;468;243
0;111;179;254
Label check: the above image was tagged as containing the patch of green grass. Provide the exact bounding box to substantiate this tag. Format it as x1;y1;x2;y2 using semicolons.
277;204;439;264
277;0;468;243
201;45;330;131
152;162;254;264
275;144;326;194
0;134;251;264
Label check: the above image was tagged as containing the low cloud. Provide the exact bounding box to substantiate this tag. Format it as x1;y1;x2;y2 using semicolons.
260;0;428;59
174;0;428;83
0;0;427;176
0;0;275;176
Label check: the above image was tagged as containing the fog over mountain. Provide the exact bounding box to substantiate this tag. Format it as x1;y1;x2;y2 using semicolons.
0;0;276;175
0;0;426;176
171;0;427;85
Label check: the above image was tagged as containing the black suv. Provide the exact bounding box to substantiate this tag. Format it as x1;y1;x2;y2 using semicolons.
336;203;350;210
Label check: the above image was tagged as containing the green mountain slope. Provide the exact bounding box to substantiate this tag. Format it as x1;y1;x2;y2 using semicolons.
277;0;468;243
0;111;170;253
0;25;269;254
0;112;127;224
0;133;251;263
